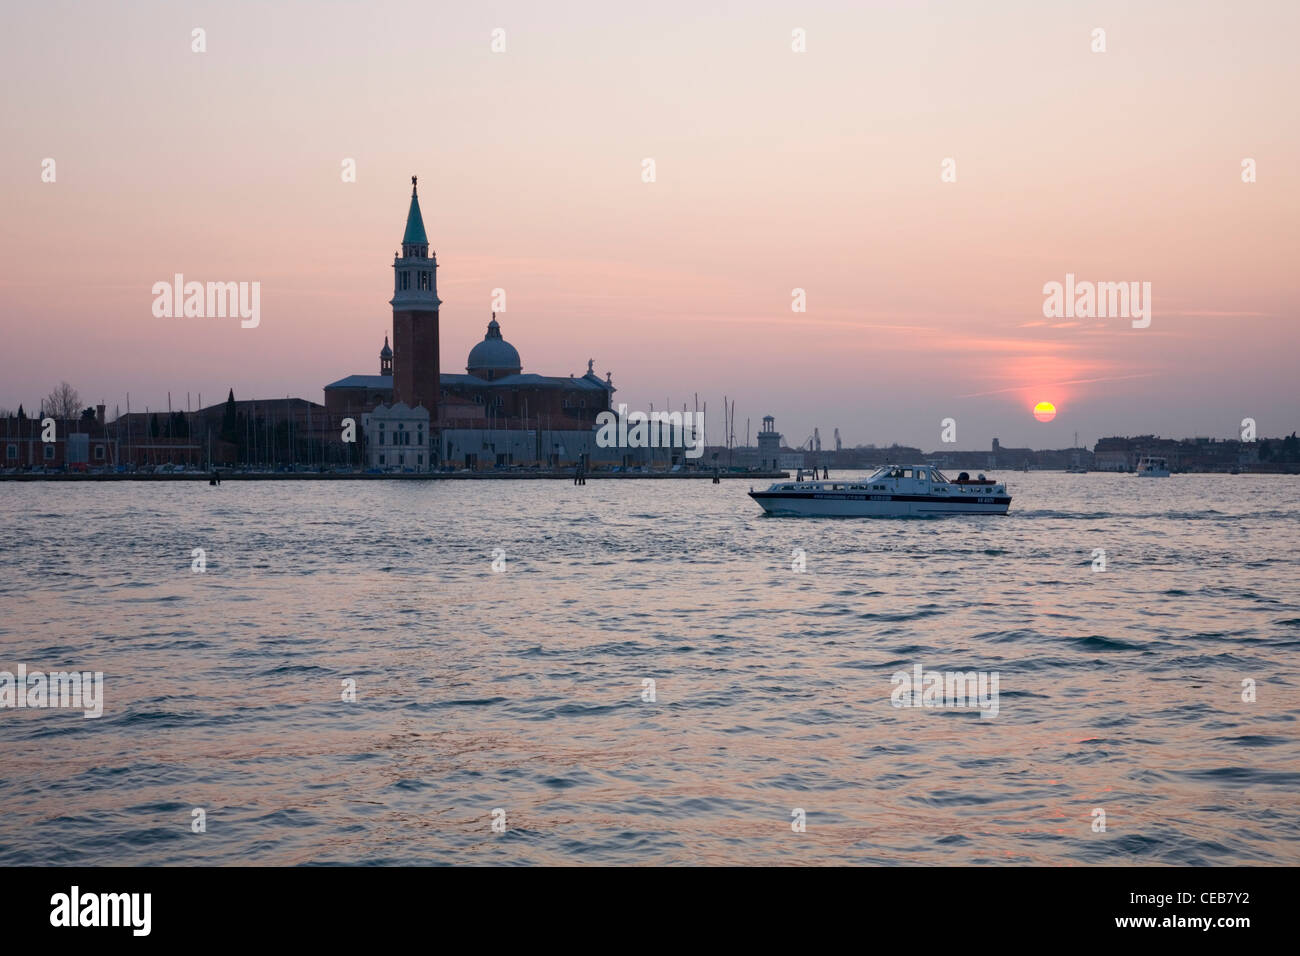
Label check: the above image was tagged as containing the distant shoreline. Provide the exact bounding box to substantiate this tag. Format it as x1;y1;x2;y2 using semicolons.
0;470;792;482
4;469;1297;482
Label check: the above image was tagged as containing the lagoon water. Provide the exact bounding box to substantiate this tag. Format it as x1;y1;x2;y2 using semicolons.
2;473;1298;865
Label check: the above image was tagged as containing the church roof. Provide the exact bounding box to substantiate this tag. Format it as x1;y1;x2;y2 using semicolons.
466;316;521;372
328;371;614;392
441;372;609;390
324;374;394;390
403;179;427;246
326;371;612;391
380;335;392;358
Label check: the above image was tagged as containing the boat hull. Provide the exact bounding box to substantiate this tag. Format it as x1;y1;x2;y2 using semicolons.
748;491;1010;516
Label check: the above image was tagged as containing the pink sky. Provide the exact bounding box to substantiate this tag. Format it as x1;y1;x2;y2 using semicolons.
2;0;1297;448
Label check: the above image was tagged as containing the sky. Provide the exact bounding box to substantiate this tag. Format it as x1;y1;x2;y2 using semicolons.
1;0;1297;449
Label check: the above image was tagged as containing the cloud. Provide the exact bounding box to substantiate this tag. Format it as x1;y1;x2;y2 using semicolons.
957;371;1157;399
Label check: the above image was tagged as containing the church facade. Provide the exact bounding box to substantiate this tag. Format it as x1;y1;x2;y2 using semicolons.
323;177;617;468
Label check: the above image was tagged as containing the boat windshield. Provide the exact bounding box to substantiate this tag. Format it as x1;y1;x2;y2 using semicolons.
865;465;942;481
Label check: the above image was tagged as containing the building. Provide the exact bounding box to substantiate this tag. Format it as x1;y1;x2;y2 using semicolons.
390;177;441;420
441;329;615;430
2;407;116;470
114;394;329;468
324;177;618;468
440;423;609;470
1092;437;1133;471
989;437;1033;470
1092;435;1185;472
362;403;431;472
756;415;782;469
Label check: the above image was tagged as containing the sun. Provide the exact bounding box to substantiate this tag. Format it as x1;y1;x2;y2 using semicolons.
1033;401;1056;422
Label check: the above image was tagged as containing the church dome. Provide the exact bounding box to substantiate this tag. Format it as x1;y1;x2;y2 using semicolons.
467;315;521;378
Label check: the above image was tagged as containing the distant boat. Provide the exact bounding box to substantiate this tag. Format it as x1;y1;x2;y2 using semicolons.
1136;456;1170;477
749;464;1011;516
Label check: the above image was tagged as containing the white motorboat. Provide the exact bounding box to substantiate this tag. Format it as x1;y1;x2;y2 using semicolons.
1136;456;1170;477
749;464;1011;516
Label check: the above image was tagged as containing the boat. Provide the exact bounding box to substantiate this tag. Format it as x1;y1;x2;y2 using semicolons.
748;464;1011;516
1136;455;1170;477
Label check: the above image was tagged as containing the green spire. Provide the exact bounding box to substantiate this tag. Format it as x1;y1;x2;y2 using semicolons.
403;175;428;246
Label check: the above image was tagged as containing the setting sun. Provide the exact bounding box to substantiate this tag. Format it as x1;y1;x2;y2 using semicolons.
1033;401;1057;422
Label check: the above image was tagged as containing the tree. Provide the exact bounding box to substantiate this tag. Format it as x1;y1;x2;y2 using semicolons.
44;381;80;420
81;407;97;422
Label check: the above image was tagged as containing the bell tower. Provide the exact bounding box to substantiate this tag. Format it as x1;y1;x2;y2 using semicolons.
390;176;441;419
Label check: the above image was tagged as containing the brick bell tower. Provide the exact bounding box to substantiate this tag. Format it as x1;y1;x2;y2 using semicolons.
390;176;441;420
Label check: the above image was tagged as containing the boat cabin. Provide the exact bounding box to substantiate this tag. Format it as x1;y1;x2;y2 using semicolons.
775;465;1000;494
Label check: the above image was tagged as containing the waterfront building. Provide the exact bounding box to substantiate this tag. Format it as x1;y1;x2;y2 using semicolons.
1;406;115;470
361;403;431;472
989;437;1033;470
323;178;618;467
756;415;783;470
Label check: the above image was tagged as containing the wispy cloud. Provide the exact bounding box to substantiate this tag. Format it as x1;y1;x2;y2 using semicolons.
957;372;1157;399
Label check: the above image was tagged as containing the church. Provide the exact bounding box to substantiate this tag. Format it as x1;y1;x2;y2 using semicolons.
324;177;618;469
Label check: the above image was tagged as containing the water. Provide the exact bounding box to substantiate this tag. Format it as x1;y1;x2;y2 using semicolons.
2;473;1298;865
